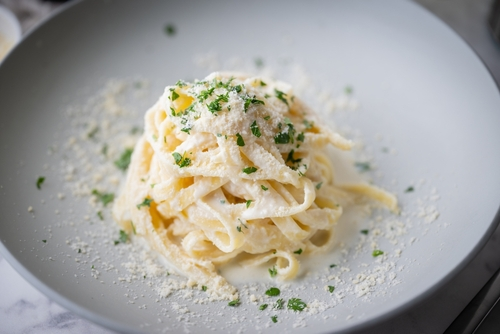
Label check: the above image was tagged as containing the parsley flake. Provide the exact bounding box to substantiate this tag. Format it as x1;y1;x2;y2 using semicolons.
228;299;240;307
297;132;305;142
259;304;268;310
265;287;280;296
345;86;353;95
271;315;278;323
171;90;179;101
361;229;369;235
246;200;253;208
114;148;133;171
97;211;104;220
42;240;47;243
242;166;258;174
202;285;207;291
316;182;323;190
275;298;285;309
268;266;278;277
294;248;303;255
91;189;114;206
372;250;384;257
260;80;267;86
355;162;371;173
172;152;191;168
236;133;245;146
328;286;335;293
264;115;271;121
287;298;307;312
274;132;290;144
303;119;314;129
36;176;45;190
405;186;415;193
274;89;288;106
136;198;153;210
118;230;128;243
250;120;261;137
330;264;337;268
254;58;264;68
261;185;268;191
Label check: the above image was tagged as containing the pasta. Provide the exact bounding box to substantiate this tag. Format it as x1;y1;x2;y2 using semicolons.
112;72;397;299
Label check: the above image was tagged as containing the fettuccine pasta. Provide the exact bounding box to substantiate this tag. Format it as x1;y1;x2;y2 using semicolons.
113;72;397;299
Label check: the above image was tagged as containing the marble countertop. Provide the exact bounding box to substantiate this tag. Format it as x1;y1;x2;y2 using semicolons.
0;0;499;333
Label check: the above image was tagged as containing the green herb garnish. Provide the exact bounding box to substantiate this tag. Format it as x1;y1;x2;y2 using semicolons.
297;132;305;142
271;316;278;323
269;266;278;277
171;90;179;101
91;189;114;206
242;166;258;174
202;285;207;291
294;248;303;255
286;149;302;164
345;86;353;95
97;211;104;220
372;250;384;257
265;287;280;296
316;182;323;190
303;119;314;129
361;229;369;235
114;148;133;171
172;152;191;168
259;304;268;310
330;264;337;268
243;96;265;112
328;286;335;293
246;200;253;208
274;132;290;144
261;185;268;191
355;162;371;173
118;230;128;243
405;186;414;193
131;222;136;235
228;299;240;307
136;198;153;210
36;176;45;190
42;240;47;243
236;133;245;147
254;58;264;68
250;120;262;137
264;115;271;120
274;89;288;106
287;298;307;312
275;299;284;309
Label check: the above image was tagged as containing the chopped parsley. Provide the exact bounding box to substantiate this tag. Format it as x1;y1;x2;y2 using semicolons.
316;182;323;190
293;248;303;255
405;186;415;193
97;211;104;220
42;240;47;243
297;132;305;142
228;299;240;307
271;315;278;323
243;96;265;112
259;304;268;311
274;298;285;309
136;198;153;210
274;132;290;144
345;86;353;95
202;285;207;292
101;143;108;156
328;286;335;293
268;266;278;277
164;23;176;36
303;119;314;129
263;115;271;121
274;89;288;106
91;189;114;206
330;264;337;268
131;222;136;234
250;120;261;137
236;133;245;146
87;126;99;139
286;149;302;164
78;249;81;253
118;230;128;243
265;287;280;296
175;80;187;87
261;185;268;191
361;229;369;235
260;80;267;86
207;100;222;114
172;152;191;168
181;126;191;134
130;126;141;134
287;298;307;312
36;176;45;190
372;250;384;257
355;162;371;173
242;166;258;174
114;148;133;171
198;87;215;101
171;90;179;101
246;200;253;208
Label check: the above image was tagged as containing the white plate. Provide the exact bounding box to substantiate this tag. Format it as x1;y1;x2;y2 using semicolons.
0;0;499;333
